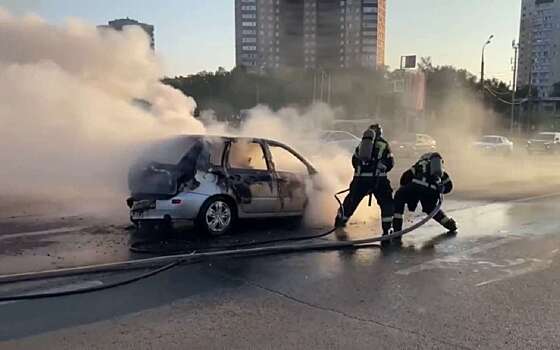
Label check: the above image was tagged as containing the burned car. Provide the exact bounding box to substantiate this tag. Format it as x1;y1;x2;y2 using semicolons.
127;135;317;236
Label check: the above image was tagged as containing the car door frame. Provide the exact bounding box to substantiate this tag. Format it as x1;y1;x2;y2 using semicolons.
223;138;280;215
264;140;316;214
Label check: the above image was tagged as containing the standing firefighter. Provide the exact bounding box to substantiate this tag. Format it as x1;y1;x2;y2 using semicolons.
335;124;395;239
392;152;457;243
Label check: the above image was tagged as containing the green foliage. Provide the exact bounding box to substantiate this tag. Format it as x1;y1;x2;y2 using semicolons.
163;60;513;123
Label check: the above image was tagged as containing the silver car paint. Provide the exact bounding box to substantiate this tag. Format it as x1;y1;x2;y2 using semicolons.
130;138;313;226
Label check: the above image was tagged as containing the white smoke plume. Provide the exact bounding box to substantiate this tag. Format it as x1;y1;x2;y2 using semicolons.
227;104;379;226
0;9;377;226
0;9;204;201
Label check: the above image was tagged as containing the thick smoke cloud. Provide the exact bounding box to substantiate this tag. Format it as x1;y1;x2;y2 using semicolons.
0;9;204;199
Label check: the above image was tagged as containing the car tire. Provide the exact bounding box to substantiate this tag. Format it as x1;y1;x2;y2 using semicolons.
197;196;237;237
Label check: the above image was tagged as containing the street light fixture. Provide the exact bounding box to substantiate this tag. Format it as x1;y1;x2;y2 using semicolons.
481;34;494;92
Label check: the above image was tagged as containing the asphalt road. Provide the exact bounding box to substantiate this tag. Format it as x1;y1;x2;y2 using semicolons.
1;183;560;349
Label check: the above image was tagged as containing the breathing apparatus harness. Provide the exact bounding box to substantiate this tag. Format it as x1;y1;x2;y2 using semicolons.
356;125;386;207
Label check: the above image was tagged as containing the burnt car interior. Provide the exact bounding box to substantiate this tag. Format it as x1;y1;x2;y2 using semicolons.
128;136;316;212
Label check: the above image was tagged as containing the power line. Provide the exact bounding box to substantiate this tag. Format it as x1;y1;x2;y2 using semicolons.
484;85;524;105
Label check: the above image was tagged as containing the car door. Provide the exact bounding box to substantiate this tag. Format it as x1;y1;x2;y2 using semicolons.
225;139;280;213
267;142;310;213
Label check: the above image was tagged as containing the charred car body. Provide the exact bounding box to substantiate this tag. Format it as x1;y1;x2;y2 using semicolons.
127;135;317;236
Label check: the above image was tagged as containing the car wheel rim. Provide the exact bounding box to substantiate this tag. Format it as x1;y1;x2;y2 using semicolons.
205;201;232;234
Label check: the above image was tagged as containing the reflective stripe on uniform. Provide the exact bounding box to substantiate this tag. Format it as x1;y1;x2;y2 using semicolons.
440;216;451;224
394;213;403;219
412;178;438;190
354;171;387;177
442;178;451;184
381;216;393;223
375;141;387;159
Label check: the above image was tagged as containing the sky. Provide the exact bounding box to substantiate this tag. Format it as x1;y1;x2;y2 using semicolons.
0;0;522;83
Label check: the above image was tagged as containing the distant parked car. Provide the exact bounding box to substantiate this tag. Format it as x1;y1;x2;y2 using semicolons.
527;132;560;154
472;135;514;156
391;133;437;158
319;130;361;153
127;135;317;236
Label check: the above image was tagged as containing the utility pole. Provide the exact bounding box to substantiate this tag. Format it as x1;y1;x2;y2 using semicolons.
527;61;534;134
327;71;332;105
312;70;317;102
481;35;494;95
511;40;519;134
319;70;325;102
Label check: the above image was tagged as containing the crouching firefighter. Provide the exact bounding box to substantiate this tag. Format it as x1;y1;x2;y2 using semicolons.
392;152;457;244
335;124;395;239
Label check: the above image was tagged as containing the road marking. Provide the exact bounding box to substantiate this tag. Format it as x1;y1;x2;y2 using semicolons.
475;260;552;287
397;191;560;276
0;279;103;306
511;191;560;203
0;226;86;241
395;236;522;276
475;249;560;287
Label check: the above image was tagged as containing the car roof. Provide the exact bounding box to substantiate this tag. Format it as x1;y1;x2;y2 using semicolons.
174;134;279;144
172;134;317;173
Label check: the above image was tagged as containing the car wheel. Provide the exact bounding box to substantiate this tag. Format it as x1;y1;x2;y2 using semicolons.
197;197;236;236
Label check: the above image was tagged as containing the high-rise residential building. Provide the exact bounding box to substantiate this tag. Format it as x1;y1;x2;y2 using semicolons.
98;18;155;50
235;0;386;73
518;0;560;97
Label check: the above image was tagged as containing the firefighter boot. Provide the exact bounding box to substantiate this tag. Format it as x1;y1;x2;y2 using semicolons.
334;211;348;228
381;228;392;247
442;218;457;232
392;214;403;245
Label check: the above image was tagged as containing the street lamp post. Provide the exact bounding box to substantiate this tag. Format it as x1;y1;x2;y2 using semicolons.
511;40;519;134
481;34;494;93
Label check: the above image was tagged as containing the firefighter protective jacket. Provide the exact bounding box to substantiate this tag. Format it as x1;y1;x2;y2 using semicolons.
351;137;394;177
399;158;453;194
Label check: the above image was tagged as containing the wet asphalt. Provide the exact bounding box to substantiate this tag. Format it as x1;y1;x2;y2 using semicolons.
1;184;560;348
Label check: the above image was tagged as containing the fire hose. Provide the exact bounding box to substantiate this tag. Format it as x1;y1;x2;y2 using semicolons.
0;191;444;302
